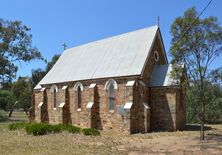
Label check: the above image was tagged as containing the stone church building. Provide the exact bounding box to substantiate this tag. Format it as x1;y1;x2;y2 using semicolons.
31;25;186;134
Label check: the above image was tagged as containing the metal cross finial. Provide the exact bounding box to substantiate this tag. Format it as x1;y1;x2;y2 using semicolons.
62;43;67;50
157;16;160;27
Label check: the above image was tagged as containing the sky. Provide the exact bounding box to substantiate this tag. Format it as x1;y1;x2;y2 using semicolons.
0;0;221;79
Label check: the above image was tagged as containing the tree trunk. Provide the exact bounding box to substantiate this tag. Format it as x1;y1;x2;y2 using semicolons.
200;101;205;140
200;79;205;140
8;101;18;117
23;107;29;115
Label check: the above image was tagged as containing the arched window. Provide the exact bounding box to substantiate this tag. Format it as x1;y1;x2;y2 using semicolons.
74;82;83;110
50;85;58;109
105;79;118;111
53;88;56;109
108;83;115;110
77;86;81;109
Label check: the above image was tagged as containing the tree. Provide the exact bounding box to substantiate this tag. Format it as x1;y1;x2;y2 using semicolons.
170;7;222;140
30;54;60;88
0;18;44;84
30;68;45;89
11;77;32;116
45;54;60;72
187;81;222;124
0;90;15;111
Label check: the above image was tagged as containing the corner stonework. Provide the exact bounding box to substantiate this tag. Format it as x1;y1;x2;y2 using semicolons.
58;85;69;124
123;80;135;133
86;83;98;128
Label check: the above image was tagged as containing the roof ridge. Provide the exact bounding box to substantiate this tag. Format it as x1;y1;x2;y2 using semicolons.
64;25;158;53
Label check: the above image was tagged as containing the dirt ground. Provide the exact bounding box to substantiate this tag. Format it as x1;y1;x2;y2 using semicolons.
0;112;222;155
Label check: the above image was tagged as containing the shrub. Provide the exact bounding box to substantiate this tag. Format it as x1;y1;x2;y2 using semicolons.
8;122;27;130
66;124;81;134
25;123;69;136
25;123;51;136
82;128;100;136
10;122;94;136
50;124;62;133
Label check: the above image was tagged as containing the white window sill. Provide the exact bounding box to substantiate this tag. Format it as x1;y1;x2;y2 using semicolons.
109;110;114;113
77;108;81;112
53;108;57;111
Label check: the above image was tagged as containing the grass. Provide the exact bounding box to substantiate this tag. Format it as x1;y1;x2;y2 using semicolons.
0;110;8;122
8;122;27;130
0;112;222;154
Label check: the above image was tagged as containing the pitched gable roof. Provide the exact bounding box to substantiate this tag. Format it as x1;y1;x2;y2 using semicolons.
35;25;164;89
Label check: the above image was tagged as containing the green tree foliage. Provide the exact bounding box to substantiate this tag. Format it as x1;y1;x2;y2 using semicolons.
209;67;222;86
187;82;222;124
11;77;32;114
45;54;60;73
0;18;44;83
0;90;14;111
30;68;45;89
170;7;222;140
31;54;60;88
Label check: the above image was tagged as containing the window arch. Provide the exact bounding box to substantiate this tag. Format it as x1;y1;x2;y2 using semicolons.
105;79;118;90
105;79;117;111
50;85;58;109
74;82;83;110
74;82;83;91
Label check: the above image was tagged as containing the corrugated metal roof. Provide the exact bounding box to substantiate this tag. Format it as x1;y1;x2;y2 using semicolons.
150;64;180;87
35;25;159;89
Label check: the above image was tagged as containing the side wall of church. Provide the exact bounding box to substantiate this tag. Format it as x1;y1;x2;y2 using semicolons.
33;78;151;133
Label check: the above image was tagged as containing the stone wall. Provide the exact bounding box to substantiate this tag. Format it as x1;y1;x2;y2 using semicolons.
33;78;144;133
149;87;185;131
142;34;167;83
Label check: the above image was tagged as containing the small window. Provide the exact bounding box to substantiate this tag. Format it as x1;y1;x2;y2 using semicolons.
154;51;159;62
74;82;83;111
53;88;56;109
50;85;58;110
77;86;81;109
108;83;115;111
105;79;117;112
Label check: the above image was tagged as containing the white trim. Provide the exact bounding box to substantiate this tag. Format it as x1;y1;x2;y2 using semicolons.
77;108;81;112
89;83;96;88
62;85;68;90
143;103;150;109
124;102;133;109
86;102;94;109
74;82;83;91
126;81;135;87
105;79;118;90
53;108;57;111
40;88;46;92
109;109;114;113
38;102;43;108
50;85;58;93
59;102;65;108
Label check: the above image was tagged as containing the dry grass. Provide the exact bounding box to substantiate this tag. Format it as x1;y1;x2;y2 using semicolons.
1;112;222;155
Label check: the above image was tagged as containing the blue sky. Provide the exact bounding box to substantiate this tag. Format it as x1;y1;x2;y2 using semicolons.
0;0;221;78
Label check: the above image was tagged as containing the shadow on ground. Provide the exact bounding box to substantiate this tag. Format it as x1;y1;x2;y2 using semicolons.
183;124;212;131
0;112;28;123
